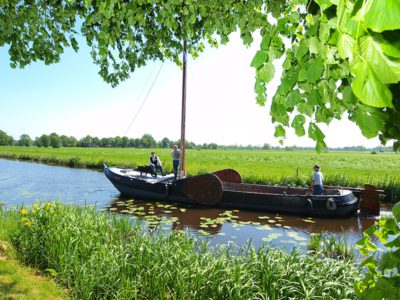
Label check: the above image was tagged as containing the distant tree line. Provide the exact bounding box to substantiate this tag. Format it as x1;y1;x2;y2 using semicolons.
0;129;395;152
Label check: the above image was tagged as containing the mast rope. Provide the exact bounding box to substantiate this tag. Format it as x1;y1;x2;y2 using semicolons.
123;62;164;136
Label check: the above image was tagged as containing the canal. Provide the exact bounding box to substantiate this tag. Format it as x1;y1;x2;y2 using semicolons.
0;159;391;250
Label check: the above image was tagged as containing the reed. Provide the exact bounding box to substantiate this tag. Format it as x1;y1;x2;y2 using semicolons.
308;232;355;260
7;202;357;299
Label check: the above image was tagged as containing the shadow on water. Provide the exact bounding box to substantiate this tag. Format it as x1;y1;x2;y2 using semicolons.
0;159;392;250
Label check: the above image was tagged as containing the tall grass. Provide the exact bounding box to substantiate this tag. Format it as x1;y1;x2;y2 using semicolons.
7;202;357;299
1;146;399;202
308;232;355;260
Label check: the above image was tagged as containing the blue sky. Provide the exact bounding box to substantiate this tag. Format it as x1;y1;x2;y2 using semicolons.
0;32;382;147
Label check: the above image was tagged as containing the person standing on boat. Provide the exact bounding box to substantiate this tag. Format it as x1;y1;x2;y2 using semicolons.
171;144;181;180
149;152;164;178
311;165;324;195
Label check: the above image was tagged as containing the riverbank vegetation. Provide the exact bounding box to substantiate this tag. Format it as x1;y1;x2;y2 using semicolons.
1;146;399;202
2;202;357;299
0;207;69;299
1;130;395;152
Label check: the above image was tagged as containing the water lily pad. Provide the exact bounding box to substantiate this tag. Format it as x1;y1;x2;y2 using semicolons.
300;218;316;223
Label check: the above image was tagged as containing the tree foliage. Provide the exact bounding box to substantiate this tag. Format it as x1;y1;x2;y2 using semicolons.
18;134;33;147
1;0;399;150
355;202;400;299
0;130;13;146
251;0;400;151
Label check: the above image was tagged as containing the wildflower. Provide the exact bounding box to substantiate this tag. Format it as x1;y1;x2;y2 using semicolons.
46;202;52;209
20;209;27;215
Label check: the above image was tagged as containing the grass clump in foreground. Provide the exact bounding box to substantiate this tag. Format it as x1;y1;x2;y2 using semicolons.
308;232;355;260
0;206;69;300
5;202;357;299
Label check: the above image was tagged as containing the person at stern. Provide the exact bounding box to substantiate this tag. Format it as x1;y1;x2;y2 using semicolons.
311;165;324;195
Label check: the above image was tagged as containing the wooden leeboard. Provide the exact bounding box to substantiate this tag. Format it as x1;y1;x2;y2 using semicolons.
179;174;223;205
212;169;242;183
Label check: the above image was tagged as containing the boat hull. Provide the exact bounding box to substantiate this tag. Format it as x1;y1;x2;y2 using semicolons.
104;166;359;217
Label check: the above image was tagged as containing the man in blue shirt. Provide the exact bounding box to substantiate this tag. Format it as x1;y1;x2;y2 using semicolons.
311;165;324;195
171;145;181;180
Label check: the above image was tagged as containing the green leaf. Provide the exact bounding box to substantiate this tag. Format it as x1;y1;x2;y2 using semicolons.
354;106;387;138
286;90;301;108
360;255;378;269
261;35;271;50
298;102;314;117
315;0;335;11
306;59;324;83
351;58;393;108
337;33;355;60
257;62;275;83
356;36;400;84
251;50;268;69
316;140;327;153
381;40;400;59
291;115;306;137
393;202;400;222
309;37;321;55
362;0;400;32
297;39;309;62
308;123;325;141
274;125;286;137
385;235;400;249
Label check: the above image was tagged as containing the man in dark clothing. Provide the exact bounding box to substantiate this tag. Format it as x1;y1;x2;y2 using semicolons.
149;152;164;178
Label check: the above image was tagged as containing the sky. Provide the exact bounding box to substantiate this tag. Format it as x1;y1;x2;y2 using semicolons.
0;32;383;148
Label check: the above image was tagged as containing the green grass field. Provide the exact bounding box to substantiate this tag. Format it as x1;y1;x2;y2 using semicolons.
1;146;399;201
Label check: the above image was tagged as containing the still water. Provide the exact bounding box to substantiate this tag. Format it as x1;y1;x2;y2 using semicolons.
0;159;391;250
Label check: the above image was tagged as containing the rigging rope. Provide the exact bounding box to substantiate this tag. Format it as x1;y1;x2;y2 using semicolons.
123;62;164;136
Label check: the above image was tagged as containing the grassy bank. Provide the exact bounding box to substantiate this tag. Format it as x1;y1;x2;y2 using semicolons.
2;202;357;299
0;208;69;300
1;146;399;202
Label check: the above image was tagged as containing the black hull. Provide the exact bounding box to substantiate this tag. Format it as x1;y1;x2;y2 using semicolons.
104;166;359;217
219;189;358;217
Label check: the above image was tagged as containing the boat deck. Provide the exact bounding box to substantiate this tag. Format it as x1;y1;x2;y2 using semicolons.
109;167;175;184
222;181;350;197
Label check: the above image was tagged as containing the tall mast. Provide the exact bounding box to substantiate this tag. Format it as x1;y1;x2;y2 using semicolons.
180;39;187;178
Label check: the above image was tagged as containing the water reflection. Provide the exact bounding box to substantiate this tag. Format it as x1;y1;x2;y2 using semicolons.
107;196;387;250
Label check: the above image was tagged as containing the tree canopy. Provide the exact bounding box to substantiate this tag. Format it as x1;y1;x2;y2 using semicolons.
1;0;399;150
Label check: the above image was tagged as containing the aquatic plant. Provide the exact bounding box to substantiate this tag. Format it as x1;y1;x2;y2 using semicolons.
308;232;355;260
8;202;356;299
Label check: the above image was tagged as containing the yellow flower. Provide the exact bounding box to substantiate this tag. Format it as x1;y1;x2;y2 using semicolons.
20;209;27;215
46;202;52;209
22;217;28;222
